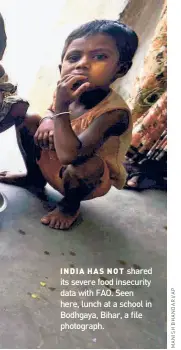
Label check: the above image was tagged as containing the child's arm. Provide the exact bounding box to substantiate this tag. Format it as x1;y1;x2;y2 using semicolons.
77;109;129;163
34;90;57;149
54;109;129;165
54;75;129;164
34;77;93;150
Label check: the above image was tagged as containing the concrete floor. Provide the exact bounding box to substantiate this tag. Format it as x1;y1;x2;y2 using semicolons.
0;2;167;346
0;164;167;348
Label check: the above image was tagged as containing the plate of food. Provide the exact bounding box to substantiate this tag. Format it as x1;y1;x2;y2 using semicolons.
0;191;7;213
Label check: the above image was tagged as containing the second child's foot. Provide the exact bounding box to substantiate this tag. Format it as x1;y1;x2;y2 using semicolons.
41;206;80;230
0;171;46;192
0;171;28;186
126;175;139;188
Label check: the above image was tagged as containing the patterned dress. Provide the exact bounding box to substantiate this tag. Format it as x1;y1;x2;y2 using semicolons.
0;70;29;132
124;1;167;189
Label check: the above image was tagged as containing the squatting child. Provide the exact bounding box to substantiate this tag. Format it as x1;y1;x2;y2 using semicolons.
0;19;138;230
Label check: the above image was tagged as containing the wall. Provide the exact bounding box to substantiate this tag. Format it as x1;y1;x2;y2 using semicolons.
1;0;164;112
0;0;130;172
0;0;129;115
0;0;165;172
28;0;130;114
113;0;165;103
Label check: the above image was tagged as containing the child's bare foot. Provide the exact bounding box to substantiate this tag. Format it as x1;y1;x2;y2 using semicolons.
0;171;46;192
126;175;139;188
41;206;80;230
0;171;28;185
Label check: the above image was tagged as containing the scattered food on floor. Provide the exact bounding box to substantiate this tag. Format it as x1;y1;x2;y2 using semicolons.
40;281;46;287
44;251;50;255
132;263;141;269
69;250;76;256
105;284;110;289
104;284;116;291
18;229;26;235
99;276;109;281
31;293;40;299
117;259;127;265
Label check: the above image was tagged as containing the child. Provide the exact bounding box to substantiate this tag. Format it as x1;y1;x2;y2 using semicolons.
0;12;29;133
0;20;138;230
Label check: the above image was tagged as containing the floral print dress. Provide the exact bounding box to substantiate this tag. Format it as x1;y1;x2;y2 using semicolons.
124;1;167;189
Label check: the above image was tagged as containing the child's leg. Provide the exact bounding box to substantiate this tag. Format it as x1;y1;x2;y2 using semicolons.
41;156;111;230
0;100;29;133
0;113;47;189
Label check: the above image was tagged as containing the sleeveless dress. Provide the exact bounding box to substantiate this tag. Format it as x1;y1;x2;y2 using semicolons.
37;89;132;198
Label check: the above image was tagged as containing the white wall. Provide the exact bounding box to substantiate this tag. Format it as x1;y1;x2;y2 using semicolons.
0;0;129;172
1;0;129;114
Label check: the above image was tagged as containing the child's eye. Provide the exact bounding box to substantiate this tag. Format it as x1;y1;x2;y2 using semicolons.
93;54;108;60
67;55;80;63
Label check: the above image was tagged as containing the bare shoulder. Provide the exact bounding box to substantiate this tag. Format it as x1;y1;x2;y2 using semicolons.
104;108;130;124
91;108;130;136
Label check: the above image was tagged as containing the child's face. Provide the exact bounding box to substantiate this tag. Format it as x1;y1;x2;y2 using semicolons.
60;34;120;89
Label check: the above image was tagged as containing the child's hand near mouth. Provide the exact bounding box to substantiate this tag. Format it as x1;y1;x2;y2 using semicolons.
34;75;90;150
54;74;90;113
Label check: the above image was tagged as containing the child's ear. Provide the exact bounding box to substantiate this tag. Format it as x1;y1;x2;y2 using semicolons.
115;61;132;78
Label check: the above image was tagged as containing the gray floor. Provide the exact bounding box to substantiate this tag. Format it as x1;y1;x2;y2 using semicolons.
0;126;167;349
0;180;167;349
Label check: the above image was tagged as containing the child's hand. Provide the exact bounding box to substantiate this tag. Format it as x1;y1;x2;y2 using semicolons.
55;74;90;113
34;118;55;150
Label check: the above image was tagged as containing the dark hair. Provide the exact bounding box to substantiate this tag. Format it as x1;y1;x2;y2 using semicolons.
61;19;138;67
0;12;7;59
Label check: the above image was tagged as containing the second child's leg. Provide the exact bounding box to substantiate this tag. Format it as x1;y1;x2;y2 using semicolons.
0;113;47;190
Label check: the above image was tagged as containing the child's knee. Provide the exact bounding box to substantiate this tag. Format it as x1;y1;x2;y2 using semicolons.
18;113;41;134
66;155;104;181
10;101;29;118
